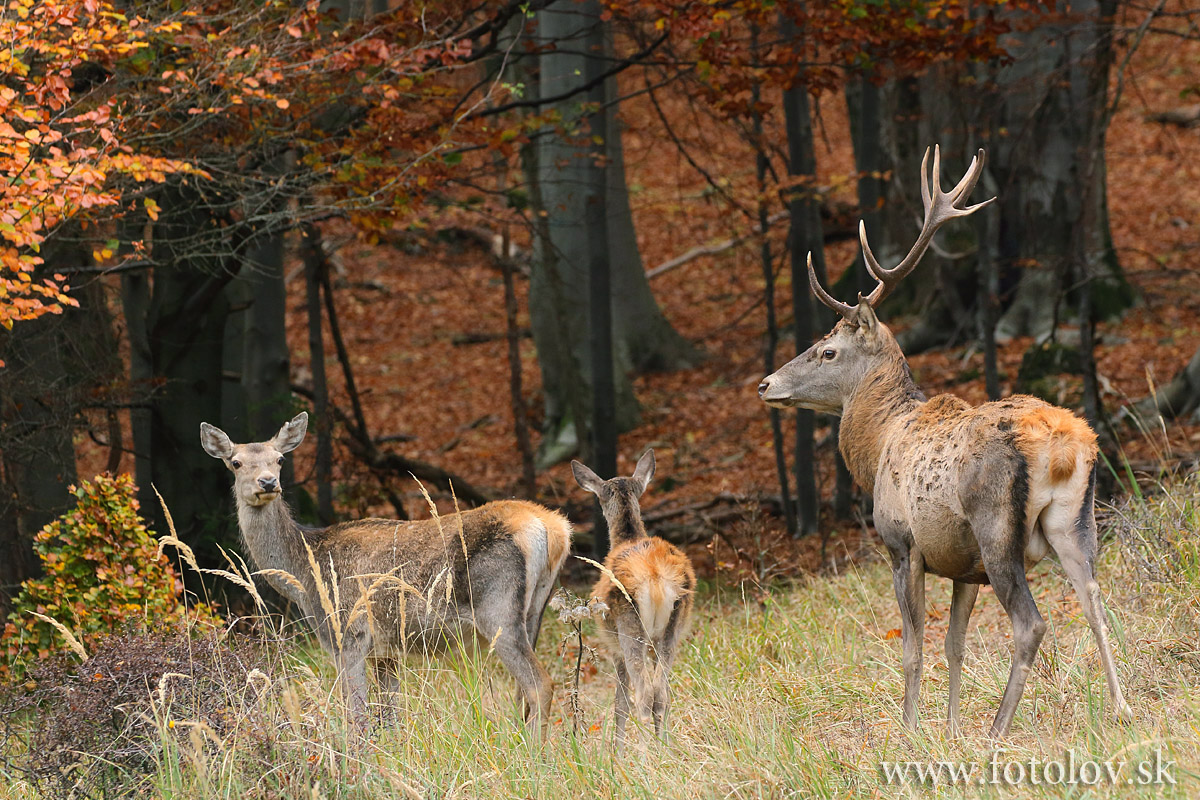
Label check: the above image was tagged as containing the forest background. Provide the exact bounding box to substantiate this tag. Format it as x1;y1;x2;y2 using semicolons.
1;0;1199;605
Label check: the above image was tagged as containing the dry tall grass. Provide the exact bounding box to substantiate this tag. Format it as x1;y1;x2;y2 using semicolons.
3;478;1200;799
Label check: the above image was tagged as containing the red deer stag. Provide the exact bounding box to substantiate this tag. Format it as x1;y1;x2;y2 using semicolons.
201;412;571;728
758;147;1132;738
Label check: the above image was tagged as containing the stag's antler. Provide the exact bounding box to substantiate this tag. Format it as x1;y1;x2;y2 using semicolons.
809;145;995;318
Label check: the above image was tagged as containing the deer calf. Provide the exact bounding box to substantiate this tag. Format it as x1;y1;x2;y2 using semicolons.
201;412;571;727
573;451;696;745
759;147;1133;738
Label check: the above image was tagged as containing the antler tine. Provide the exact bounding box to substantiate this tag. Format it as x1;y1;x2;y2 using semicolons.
807;252;856;318
861;144;996;308
947;148;989;209
920;145;934;214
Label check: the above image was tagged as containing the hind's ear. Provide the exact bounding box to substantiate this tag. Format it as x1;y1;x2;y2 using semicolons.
272;412;308;454
200;422;233;459
632;449;656;495
571;460;605;496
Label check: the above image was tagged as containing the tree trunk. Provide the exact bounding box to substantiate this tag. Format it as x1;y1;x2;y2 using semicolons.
119;215;157;515
845;73;884;300
0;313;79;615
0;235;110;614
989;1;1134;340
223;226;296;509
527;2;699;467
303;224;334;523
781;44;822;538
751;25;795;538
583;10;617;559
144;187;236;557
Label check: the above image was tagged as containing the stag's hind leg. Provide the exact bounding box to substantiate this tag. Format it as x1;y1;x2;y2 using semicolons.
1042;474;1133;723
977;524;1047;739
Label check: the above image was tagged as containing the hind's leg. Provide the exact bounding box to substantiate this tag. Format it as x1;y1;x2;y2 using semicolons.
472;585;553;730
1042;492;1133;723
336;629;373;728
525;572;556;650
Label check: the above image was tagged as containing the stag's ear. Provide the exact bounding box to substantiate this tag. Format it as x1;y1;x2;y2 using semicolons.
571;460;605;496
851;296;880;336
200;422;234;459
632;449;656;495
272;412;308;454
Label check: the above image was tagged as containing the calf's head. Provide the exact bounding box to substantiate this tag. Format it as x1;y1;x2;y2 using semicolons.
572;450;656;525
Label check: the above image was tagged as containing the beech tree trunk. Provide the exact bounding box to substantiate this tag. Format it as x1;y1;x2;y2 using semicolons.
527;3;699;467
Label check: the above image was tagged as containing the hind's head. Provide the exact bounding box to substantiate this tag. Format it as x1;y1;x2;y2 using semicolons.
200;413;308;507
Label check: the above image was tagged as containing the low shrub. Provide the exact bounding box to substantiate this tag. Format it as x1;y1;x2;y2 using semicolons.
1;473;219;680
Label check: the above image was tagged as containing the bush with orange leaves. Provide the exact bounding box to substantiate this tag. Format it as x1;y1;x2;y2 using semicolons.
1;473;219;680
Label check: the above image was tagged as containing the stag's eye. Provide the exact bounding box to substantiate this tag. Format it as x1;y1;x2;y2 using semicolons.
231;460;242;469
821;348;836;361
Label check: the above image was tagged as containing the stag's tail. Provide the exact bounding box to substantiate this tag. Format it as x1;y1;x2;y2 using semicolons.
1016;406;1098;484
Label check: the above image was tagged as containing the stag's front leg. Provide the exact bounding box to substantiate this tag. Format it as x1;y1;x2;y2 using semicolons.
889;543;926;730
946;580;979;736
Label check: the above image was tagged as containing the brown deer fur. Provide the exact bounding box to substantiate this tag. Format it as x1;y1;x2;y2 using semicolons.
573;451;695;746
759;146;1132;738
201;412;571;727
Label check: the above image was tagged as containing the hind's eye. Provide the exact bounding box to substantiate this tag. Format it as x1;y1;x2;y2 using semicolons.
822;348;836;360
276;456;284;465
231;460;242;469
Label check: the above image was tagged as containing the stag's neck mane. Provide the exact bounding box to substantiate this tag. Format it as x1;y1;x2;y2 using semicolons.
236;495;318;607
839;349;926;493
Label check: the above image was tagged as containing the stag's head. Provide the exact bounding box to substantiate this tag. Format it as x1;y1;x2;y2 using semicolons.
759;146;993;415
201;412;308;507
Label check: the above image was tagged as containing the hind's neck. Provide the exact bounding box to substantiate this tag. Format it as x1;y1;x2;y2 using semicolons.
236;496;313;607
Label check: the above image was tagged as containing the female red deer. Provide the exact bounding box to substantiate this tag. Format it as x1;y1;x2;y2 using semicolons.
758;147;1132;738
201;412;571;728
